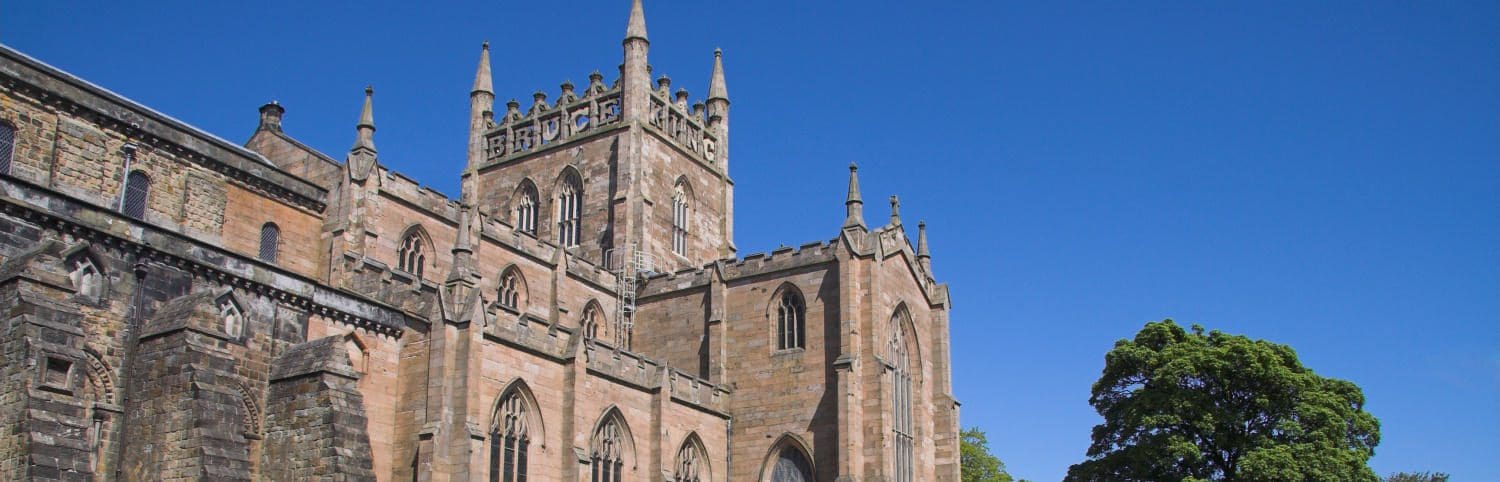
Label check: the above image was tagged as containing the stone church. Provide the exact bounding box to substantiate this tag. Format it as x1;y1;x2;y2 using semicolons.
0;1;958;480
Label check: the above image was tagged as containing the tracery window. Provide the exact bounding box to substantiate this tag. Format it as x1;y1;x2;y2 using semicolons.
673;438;706;482
769;445;812;482
889;309;914;482
258;223;280;263
591;415;626;482
121;170;149;220
0;121;15;175
582;302;604;341
489;390;531;482
556;171;582;247
776;289;806;351
671;181;691;255
515;182;538;235
498;269;524;311
398;230;427;277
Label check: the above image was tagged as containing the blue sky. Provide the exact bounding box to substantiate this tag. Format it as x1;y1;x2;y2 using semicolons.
4;1;1496;480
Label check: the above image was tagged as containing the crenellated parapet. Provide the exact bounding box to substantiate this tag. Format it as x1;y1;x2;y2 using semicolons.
483;73;624;164
646;79;720;165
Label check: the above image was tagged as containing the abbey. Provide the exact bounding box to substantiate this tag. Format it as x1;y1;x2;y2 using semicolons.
0;1;957;480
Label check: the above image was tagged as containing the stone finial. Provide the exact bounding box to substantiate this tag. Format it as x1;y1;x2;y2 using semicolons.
625;0;648;43
674;88;689;107
844;163;866;229
258;101;284;132
656;75;671;94
889;195;901;226
707;48;728;102
916;221;930;259
352;86;376;152
472;41;493;95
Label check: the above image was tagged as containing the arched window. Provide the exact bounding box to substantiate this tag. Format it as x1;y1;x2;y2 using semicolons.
498;268;525;312
591;413;628;482
489;389;532;482
889;308;914;482
515;181;538;235
671;180;691;255
258;223;280;263
673;435;708;482
582;301;605;342
767;443;812;482
121;170;150;220
775;288;806;351
556;170;582;247
398;229;427;277
0;121;15;175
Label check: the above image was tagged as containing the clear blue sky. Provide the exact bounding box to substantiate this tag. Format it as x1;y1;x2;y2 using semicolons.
4;1;1495;480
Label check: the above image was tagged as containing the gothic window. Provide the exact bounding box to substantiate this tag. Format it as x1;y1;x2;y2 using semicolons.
671;180;691;256
218;295;244;339
121;170;149;220
768;445;812;482
590;414;628;482
556;170;582;248
889;308;914;482
673;436;708;482
582;301;605;341
258;223;280;263
398;229;427;277
489;389;532;482
515;181;538;235
0;121;14;175
775;288;806;351
498;268;525;312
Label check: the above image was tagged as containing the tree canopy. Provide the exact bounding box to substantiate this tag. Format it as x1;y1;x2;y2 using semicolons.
1385;472;1449;482
961;427;1025;482
1064;320;1381;482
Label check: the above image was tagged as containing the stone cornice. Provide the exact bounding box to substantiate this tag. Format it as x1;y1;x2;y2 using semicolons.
0;175;413;337
0;44;328;213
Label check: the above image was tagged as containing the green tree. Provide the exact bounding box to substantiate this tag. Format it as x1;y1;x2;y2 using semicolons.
1065;320;1381;482
1385;472;1449;482
961;427;1025;482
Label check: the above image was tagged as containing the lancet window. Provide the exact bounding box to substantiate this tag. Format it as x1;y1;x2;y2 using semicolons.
776;289;806;351
671;181;691;255
889;309;914;482
557;171;582;247
515;182;538;235
398;230;427;277
590;416;626;482
489;391;531;482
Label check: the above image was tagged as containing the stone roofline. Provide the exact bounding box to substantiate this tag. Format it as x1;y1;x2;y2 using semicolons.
484;305;731;417
0;174;417;336
0;44;329;213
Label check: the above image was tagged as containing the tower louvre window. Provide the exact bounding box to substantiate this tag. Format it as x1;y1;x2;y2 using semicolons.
0;122;15;175
515;182;538;235
671;181;691;255
258;223;280;263
776;289;806;351
121;170;149;220
557;172;582;248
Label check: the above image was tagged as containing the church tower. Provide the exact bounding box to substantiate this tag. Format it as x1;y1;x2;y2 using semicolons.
469;0;735;272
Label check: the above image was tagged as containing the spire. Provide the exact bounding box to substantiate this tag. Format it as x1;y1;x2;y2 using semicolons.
472;41;493;95
707;48;728;101
625;0;648;43
889;195;902;226
352;86;376;151
843;163;865;229
916;221;930;259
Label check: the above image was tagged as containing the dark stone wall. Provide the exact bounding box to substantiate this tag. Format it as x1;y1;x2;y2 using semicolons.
262;335;376;481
